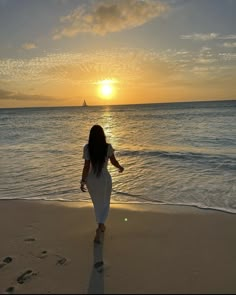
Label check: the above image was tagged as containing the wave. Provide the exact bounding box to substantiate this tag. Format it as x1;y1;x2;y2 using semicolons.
120;149;235;162
108;190;236;214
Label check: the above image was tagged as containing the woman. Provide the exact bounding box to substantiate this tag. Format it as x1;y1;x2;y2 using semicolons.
80;125;124;243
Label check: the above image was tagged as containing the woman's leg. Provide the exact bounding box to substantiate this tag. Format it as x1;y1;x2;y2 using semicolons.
94;228;101;244
98;223;106;232
87;173;111;243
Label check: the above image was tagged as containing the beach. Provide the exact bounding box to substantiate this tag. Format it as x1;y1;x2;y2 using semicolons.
0;200;235;294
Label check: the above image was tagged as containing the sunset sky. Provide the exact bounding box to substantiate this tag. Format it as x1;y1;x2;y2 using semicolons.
0;0;235;108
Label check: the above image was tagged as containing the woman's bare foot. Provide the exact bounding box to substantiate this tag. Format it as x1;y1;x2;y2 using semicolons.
98;223;106;232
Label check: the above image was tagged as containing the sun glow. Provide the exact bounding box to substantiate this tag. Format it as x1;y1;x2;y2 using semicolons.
98;79;115;99
101;84;112;96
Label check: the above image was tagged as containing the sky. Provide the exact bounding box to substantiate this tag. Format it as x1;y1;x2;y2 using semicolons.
0;0;235;108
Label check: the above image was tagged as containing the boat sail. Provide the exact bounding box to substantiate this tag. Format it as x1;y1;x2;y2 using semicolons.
82;99;88;107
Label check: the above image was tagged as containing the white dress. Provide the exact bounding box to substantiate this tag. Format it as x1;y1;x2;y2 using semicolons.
83;144;114;224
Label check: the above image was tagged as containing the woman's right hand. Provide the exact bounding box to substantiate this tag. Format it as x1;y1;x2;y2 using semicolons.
80;183;87;192
118;166;124;173
80;179;87;192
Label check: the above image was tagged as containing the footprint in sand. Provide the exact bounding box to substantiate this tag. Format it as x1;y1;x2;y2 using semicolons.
56;257;67;265
37;250;48;259
0;257;13;269
17;270;38;284
24;238;36;242
5;286;15;294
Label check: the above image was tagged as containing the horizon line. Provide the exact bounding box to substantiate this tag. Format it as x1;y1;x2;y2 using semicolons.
0;98;235;110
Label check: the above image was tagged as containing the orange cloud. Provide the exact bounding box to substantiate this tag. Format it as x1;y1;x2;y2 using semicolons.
21;42;37;50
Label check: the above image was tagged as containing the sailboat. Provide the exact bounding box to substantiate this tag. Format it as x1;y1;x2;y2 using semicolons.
82;99;88;107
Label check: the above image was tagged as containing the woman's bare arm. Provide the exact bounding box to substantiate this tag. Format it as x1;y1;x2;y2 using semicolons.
82;160;90;180
81;160;90;192
110;154;124;173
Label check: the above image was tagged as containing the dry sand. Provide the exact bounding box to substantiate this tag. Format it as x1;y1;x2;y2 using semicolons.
0;200;235;294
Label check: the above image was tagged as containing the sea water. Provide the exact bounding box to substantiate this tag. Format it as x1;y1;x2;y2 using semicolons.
0;100;235;213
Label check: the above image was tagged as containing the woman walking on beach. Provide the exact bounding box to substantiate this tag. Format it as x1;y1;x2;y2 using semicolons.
80;125;124;243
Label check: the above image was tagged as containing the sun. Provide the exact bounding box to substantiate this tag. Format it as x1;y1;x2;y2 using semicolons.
101;84;112;97
98;80;115;99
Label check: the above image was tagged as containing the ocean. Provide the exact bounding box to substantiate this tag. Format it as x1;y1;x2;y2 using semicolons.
0;100;235;213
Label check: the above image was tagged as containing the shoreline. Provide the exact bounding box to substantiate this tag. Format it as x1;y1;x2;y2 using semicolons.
0;198;235;215
0;200;236;293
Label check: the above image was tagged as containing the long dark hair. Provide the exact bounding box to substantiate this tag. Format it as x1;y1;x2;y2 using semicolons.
88;125;108;177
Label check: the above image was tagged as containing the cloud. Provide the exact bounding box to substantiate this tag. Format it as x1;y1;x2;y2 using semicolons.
53;0;169;39
0;88;11;98
181;33;236;41
222;42;236;48
195;58;216;64
0;88;56;102
200;46;211;52
0;49;173;84
21;42;37;50
181;33;219;41
219;53;236;61
0;47;235;96
219;34;236;40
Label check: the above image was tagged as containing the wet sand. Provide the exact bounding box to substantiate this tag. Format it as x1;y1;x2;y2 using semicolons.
0;200;235;294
